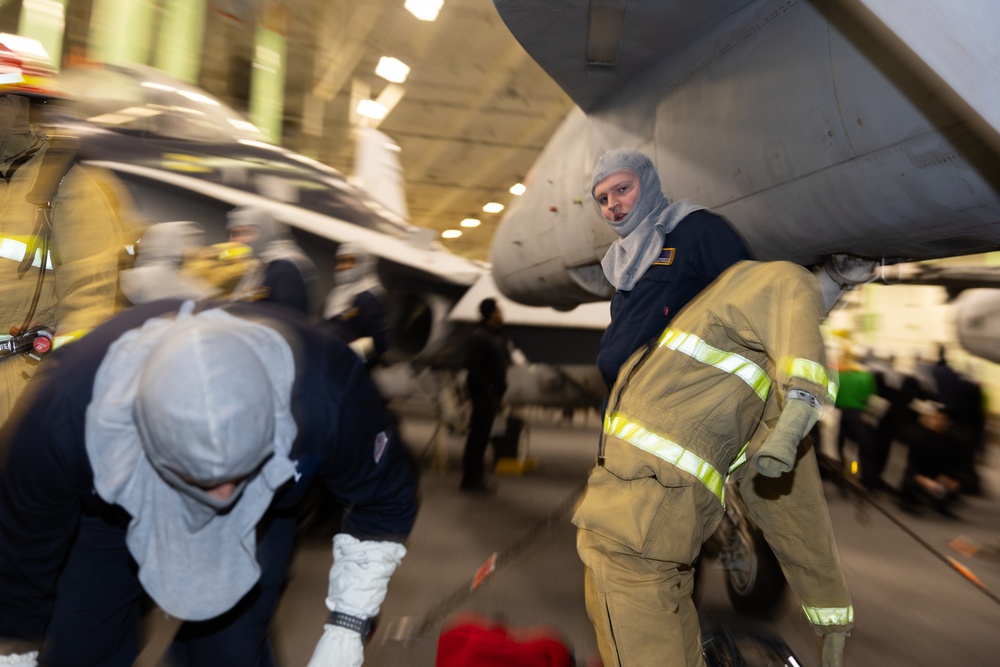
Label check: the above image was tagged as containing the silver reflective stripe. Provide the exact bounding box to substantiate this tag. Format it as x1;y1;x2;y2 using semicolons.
52;330;90;350
803;605;854;626
728;443;749;474
605;412;725;502
0;237;53;270
659;329;771;401
52;335;75;350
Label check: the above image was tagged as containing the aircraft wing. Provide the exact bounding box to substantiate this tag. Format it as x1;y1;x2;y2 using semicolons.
449;273;609;329
493;0;753;112
496;0;1000;147
48;62;491;372
887;263;1000;295
490;0;1000;311
84;157;484;288
56;63;484;290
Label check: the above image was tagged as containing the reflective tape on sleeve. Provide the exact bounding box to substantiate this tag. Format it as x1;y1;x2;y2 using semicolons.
659;329;771;401
605;412;725;503
783;357;838;402
826;375;839;403
803;605;854;626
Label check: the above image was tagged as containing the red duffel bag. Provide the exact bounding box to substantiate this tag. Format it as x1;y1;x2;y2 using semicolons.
435;614;575;667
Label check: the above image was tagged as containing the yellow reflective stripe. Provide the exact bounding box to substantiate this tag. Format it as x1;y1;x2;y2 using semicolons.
605;412;725;502
659;329;771;401
0;237;53;270
52;329;91;350
216;243;252;261
803;605;854;626
784;357;837;402
728;443;749;475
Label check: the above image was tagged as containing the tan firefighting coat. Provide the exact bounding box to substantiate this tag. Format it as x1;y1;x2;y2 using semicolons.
574;261;853;665
0;124;125;423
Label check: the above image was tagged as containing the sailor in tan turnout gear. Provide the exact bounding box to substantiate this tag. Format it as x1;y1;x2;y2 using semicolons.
573;260;853;667
0;73;126;424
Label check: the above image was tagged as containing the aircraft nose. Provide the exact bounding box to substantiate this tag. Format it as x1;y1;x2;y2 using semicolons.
490;201;613;310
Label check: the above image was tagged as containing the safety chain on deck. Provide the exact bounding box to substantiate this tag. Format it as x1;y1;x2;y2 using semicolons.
819;455;1000;608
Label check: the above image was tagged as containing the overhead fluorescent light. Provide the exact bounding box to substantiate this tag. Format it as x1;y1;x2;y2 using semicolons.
376;56;411;84
405;0;443;22
483;202;504;213
460;218;481;228
509;183;526;196
441;229;462;239
357;99;388;120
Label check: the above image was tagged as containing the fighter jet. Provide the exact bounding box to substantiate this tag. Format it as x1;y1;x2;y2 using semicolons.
47;62;487;370
489;0;1000;314
47;63;608;409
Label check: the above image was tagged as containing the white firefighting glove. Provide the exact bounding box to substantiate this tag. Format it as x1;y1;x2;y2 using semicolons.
348;337;376;362
822;632;847;667
0;652;37;666
752;391;821;477
306;534;407;667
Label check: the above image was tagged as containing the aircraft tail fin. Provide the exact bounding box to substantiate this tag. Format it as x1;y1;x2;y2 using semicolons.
353;127;410;222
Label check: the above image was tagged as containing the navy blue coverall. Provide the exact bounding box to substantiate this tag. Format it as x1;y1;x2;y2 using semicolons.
260;259;312;315
0;300;417;667
596;210;753;387
325;290;392;364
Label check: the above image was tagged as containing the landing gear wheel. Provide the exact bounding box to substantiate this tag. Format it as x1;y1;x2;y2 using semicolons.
724;522;786;614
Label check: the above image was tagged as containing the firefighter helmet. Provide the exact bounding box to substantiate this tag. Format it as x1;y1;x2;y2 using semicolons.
0;33;59;98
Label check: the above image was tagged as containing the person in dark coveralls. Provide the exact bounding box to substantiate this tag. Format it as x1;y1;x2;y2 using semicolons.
896;404;964;515
324;242;391;366
461;298;512;493
0;299;417;667
226;205;318;314
929;345;985;494
591;149;753;388
118;221;219;305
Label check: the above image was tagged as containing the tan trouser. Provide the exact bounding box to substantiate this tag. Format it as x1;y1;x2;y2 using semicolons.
0;353;37;427
574;464;723;667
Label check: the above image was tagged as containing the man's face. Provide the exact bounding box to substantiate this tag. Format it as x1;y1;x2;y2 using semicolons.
172;470;252;508
488;306;504;329
593;170;641;223
228;225;259;246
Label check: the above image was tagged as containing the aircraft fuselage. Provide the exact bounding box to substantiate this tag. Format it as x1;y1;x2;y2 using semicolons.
490;0;1000;309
